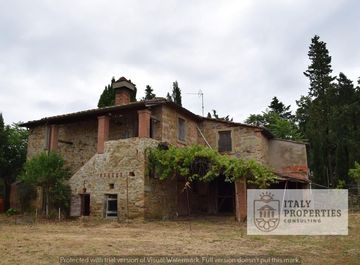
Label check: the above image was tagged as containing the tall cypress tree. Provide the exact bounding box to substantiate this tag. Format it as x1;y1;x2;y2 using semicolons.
97;77;137;107
98;77;115;107
331;73;355;185
172;81;182;106
303;35;336;186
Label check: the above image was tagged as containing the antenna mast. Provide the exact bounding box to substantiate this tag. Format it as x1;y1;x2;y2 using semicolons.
186;89;204;116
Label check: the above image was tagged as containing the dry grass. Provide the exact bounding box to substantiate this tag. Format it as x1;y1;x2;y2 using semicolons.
0;214;359;265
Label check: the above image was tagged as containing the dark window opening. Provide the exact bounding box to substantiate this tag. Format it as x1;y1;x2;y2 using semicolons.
218;130;232;152
105;194;118;218
109;183;114;189
178;118;186;141
80;194;90;216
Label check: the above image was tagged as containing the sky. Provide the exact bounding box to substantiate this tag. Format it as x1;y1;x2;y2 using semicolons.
1;0;359;125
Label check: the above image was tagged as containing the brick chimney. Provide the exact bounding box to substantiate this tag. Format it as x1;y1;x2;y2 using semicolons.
112;77;136;106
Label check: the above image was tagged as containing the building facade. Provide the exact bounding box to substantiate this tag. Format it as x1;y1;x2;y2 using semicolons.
21;77;309;221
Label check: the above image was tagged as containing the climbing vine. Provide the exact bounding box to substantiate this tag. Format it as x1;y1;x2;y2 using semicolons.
147;144;277;188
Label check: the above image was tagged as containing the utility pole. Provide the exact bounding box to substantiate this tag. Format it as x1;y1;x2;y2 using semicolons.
186;90;204;116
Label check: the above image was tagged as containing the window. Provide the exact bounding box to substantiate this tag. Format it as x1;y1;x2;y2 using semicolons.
178;118;186;141
218;130;232;152
105;194;118;218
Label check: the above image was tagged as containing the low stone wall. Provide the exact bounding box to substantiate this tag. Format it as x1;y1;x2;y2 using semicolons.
69;137;159;219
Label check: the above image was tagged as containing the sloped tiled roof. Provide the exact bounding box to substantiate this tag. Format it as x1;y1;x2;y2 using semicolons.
19;97;274;138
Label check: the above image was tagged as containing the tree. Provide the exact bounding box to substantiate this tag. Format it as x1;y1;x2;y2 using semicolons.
268;97;293;120
207;110;233;122
97;77;115;107
295;95;312;135
144;85;156;100
349;162;360;181
130;83;137;102
266;113;303;140
0;114;6;176
171;81;182;106
301;35;338;186
304;35;335;98
330;73;357;186
245;99;302;140
0;114;7;200
20;152;71;216
166;92;172;102
245;113;267;127
0;115;28;210
98;77;137;107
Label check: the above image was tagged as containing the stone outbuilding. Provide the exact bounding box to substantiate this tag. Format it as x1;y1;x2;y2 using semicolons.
20;77;309;221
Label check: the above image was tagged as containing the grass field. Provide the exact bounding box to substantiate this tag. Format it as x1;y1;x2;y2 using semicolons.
0;214;359;265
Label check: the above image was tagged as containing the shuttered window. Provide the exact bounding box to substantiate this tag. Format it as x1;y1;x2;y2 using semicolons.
218;130;232;152
178;118;186;141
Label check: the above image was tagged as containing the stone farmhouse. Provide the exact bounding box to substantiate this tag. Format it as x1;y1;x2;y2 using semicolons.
20;77;309;221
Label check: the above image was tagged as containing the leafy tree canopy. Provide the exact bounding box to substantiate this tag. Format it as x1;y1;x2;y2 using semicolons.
349;162;360;181
0;113;28;209
20;152;71;215
245;98;302;140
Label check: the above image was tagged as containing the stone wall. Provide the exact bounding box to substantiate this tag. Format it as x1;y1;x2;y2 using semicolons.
27;125;47;159
199;120;269;163
144;177;177;219
69;138;159;219
26;119;98;175
57;120;98;174
161;105;198;146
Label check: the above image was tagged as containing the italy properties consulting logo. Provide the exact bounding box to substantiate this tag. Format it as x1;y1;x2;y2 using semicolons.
253;191;280;232
248;189;348;235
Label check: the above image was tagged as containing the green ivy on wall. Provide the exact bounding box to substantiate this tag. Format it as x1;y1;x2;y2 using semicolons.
147;144;277;188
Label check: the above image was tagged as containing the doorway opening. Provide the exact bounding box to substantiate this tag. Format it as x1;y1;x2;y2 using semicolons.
105;194;118;218
80;194;90;216
216;177;235;214
176;175;235;216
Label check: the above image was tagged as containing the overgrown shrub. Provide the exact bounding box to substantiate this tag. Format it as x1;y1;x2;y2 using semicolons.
20;152;71;217
6;208;18;216
50;181;71;216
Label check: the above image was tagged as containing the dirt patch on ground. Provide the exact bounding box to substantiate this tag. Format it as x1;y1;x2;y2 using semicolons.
0;214;359;265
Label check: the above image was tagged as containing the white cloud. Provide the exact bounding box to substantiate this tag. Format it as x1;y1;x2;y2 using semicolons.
0;0;359;124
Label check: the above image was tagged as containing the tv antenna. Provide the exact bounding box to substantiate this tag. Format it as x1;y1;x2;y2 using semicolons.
186;89;204;116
